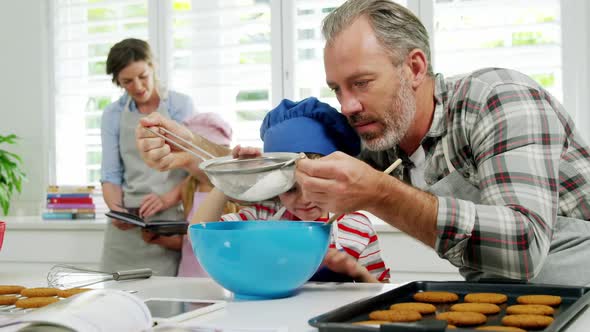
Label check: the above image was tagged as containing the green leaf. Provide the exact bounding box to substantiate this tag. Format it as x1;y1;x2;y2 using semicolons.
0;133;26;215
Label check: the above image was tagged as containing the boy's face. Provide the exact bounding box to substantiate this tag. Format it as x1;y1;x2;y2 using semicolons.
278;183;325;221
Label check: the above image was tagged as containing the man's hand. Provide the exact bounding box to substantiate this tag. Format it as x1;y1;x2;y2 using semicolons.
295;151;383;215
135;112;196;171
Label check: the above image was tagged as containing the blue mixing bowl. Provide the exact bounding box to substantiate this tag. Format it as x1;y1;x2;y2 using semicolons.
189;221;331;299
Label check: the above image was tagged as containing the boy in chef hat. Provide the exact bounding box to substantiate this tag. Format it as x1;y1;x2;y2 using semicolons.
192;97;390;282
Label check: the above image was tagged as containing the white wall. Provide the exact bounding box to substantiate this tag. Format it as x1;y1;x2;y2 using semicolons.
0;1;50;216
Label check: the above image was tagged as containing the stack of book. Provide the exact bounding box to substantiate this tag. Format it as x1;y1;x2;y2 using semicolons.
42;185;96;220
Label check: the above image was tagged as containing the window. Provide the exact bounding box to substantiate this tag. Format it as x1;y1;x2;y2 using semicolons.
168;0;272;147
52;0;576;188
432;0;563;101
53;0;148;185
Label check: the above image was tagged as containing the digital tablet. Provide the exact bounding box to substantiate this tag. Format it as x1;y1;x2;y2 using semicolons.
144;298;226;324
105;210;188;235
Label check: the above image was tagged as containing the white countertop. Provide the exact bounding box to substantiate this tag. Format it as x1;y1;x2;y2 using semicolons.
3;273;588;331
1;216;107;230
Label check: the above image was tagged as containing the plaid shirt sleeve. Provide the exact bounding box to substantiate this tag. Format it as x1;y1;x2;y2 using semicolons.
435;69;571;280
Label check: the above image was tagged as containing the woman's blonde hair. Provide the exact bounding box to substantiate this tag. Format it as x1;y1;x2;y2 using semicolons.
182;177;239;218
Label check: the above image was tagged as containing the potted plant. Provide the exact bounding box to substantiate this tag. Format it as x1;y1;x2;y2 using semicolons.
0;134;26;215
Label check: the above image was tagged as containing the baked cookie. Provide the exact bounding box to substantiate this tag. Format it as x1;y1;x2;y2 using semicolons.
368;309;422;322
352;320;391;326
436;311;487;326
15;297;60;309
475;326;526;332
20;287;59;298
390;302;437;314
506;304;555;316
450;303;501;315
0;295;18;305
517;295;562;306
502;314;554;329
0;285;25;295
464;292;508;304
57;288;92;298
414;291;459;303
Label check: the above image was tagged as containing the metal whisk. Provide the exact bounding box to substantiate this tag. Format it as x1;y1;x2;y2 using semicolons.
47;264;152;289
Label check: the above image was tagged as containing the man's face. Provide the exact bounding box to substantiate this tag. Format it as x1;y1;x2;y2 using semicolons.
324;16;416;151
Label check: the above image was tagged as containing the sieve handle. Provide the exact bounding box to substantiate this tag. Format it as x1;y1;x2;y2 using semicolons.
144;127;215;161
113;268;153;281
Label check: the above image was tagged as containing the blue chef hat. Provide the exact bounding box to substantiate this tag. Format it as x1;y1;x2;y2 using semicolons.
260;97;361;156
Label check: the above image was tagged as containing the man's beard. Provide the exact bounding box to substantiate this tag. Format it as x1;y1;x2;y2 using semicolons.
351;73;416;151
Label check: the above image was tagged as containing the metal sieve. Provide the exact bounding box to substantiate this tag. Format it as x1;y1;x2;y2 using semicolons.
199;152;302;201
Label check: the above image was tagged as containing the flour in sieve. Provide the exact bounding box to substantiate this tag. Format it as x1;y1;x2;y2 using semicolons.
239;169;293;201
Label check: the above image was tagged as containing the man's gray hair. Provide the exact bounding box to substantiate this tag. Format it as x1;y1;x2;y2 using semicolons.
322;0;433;76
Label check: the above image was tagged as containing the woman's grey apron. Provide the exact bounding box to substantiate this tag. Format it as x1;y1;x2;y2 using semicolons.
429;134;590;286
101;94;184;276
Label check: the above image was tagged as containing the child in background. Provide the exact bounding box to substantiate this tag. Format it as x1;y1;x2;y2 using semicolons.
192;97;390;282
142;113;237;277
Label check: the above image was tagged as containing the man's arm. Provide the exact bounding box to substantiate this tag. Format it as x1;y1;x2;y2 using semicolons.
135;112;231;172
296;152;438;247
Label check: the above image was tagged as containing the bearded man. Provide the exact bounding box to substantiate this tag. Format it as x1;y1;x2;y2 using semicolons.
296;0;590;286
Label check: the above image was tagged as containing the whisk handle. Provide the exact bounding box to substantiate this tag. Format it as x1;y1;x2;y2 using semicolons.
113;268;153;281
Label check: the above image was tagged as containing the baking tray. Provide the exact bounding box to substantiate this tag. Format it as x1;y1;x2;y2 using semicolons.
309;281;590;331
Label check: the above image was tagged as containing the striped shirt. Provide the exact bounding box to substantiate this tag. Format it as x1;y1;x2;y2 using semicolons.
220;201;390;281
360;68;590;281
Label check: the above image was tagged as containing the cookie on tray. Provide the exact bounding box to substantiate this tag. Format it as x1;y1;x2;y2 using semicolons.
502;314;554;329
352;320;391;326
450;302;501;315
369;309;422;322
516;294;562;306
436;311;487;326
506;304;555;316
413;291;459;303
464;292;508;304
475;326;526;332
390;302;437;314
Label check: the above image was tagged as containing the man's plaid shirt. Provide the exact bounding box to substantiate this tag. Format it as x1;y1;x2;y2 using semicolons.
360;68;590;280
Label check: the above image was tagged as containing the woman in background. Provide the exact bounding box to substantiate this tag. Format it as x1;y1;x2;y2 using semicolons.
100;38;193;276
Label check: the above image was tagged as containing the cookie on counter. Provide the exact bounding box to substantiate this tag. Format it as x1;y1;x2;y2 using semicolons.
20;287;59;298
57;288;92;298
0;295;19;306
15;297;60;309
0;285;25;295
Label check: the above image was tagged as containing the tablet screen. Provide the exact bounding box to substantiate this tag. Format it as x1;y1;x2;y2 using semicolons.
144;299;219;319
